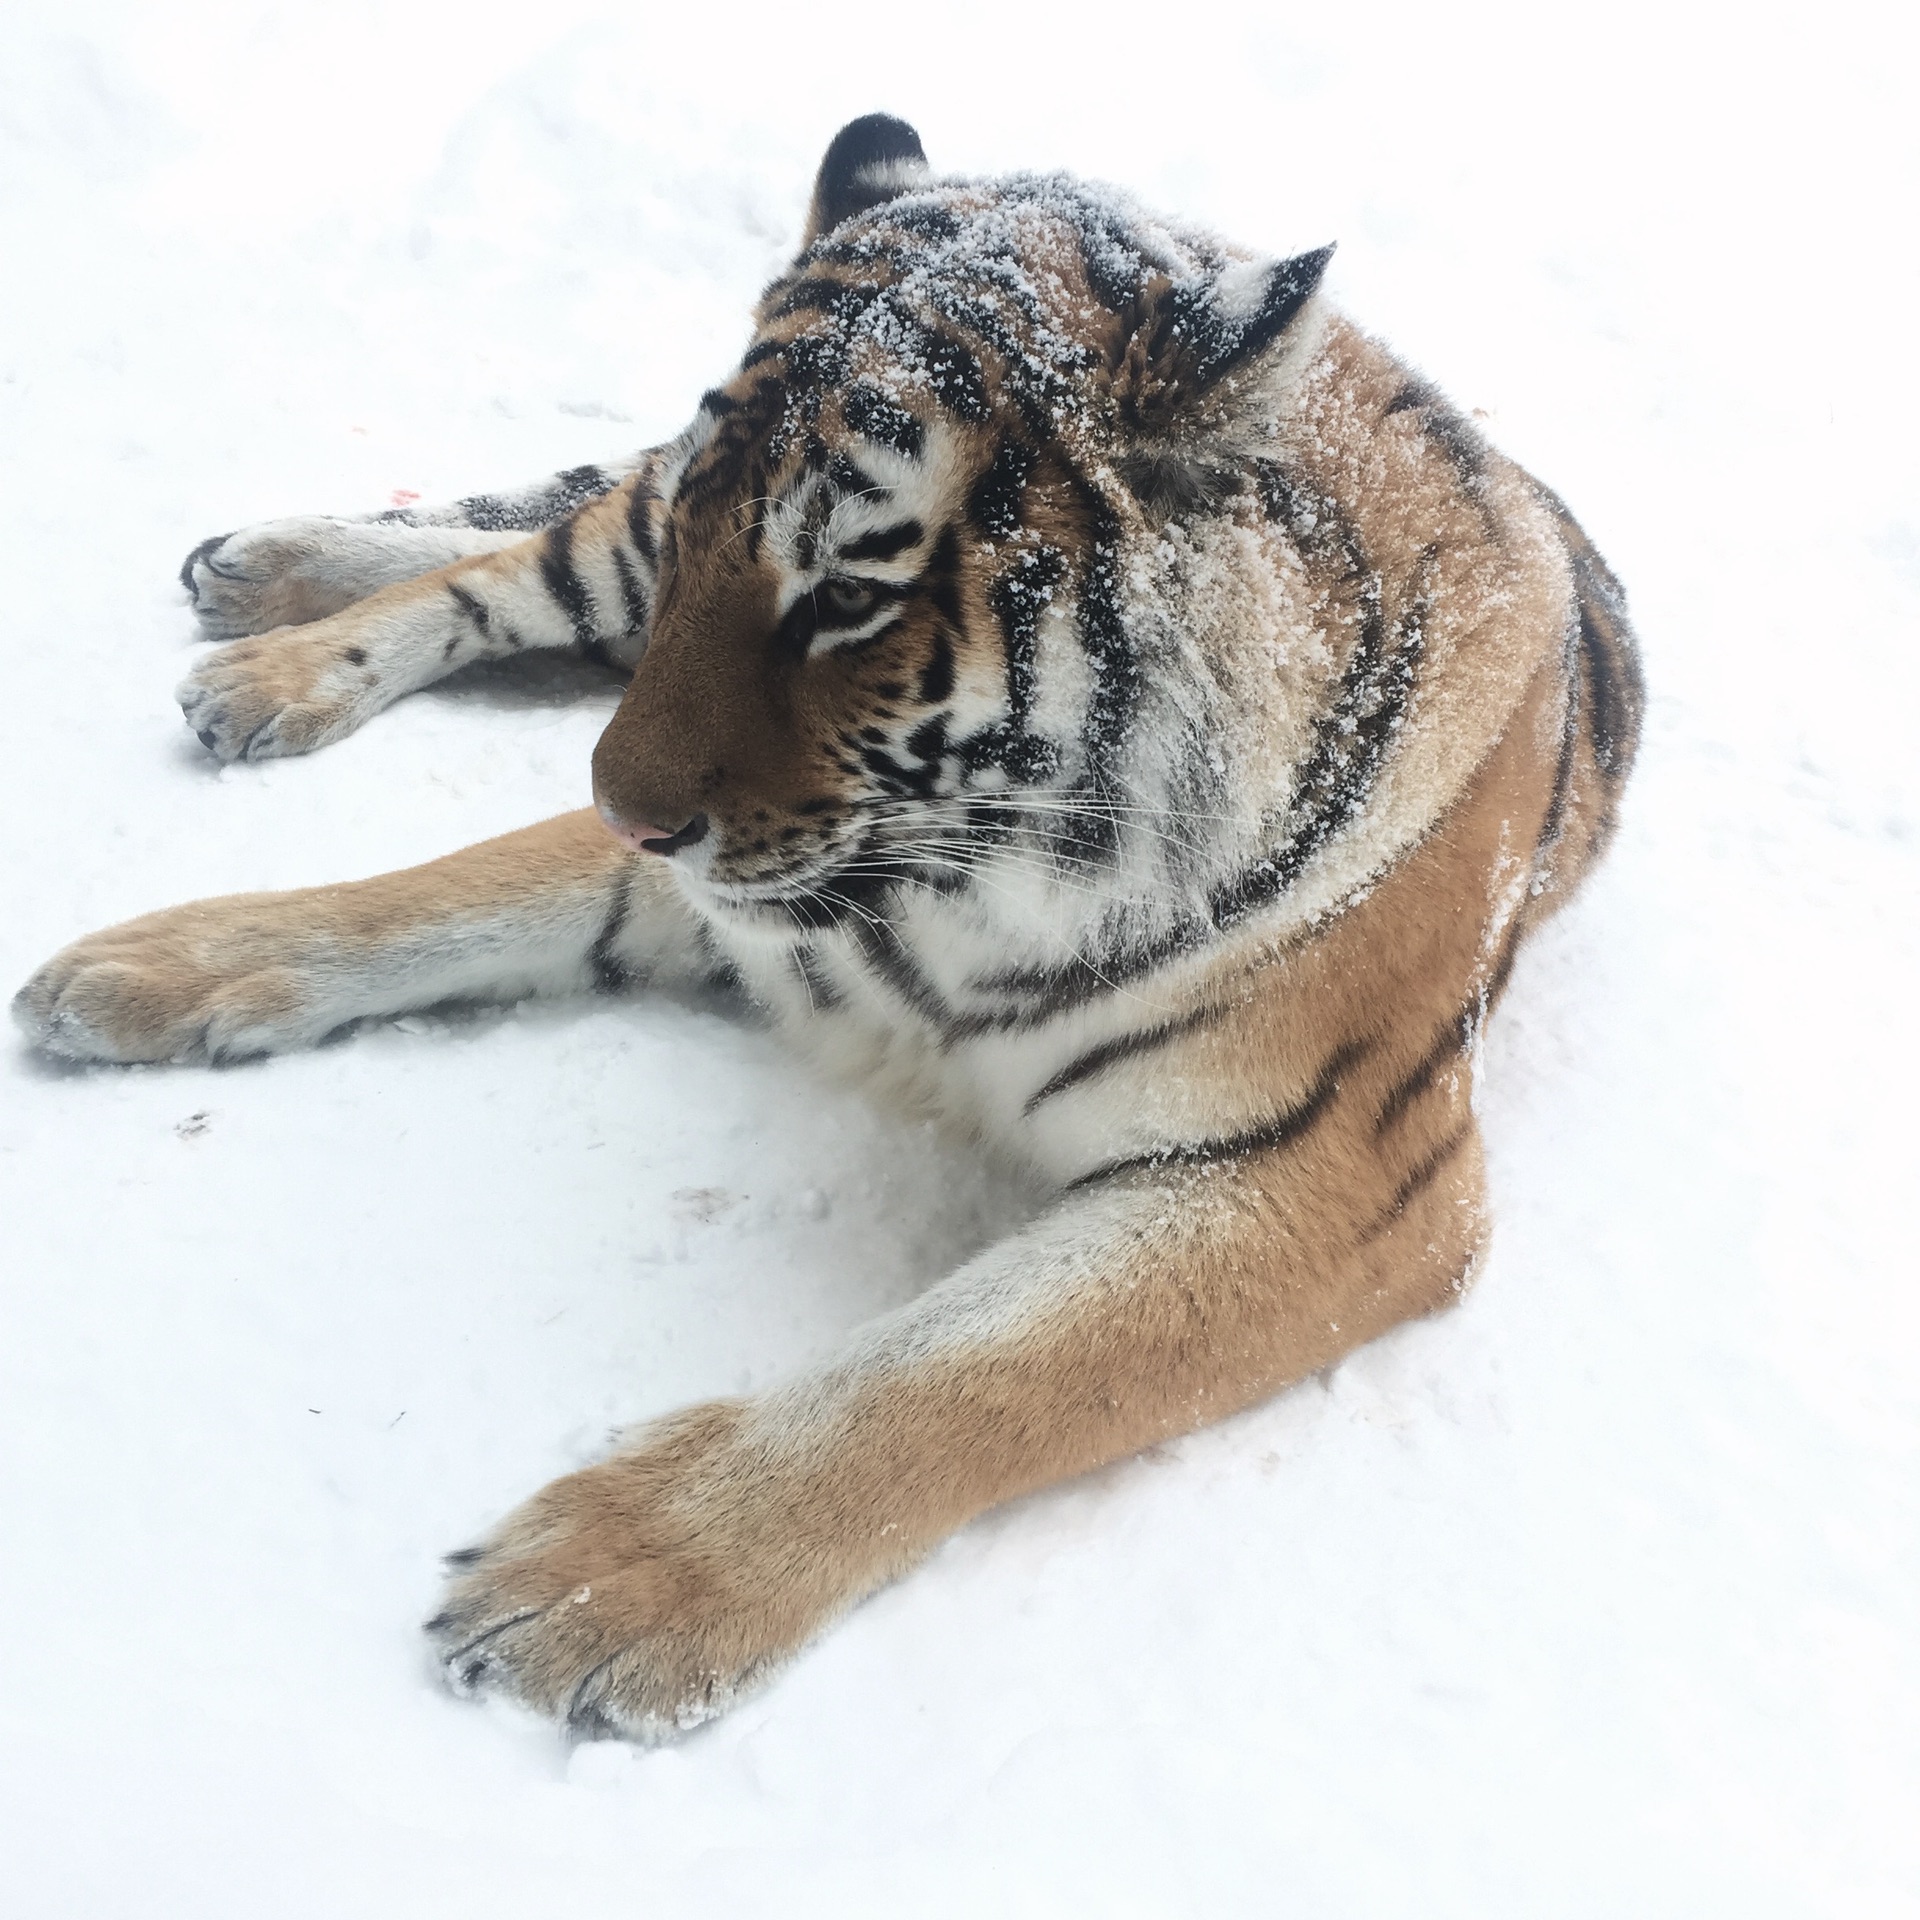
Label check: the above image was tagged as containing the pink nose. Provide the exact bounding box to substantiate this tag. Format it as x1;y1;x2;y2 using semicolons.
596;802;711;856
598;805;671;852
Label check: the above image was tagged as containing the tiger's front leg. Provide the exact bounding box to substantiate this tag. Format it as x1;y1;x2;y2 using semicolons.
11;811;707;1063
426;1092;1484;1740
177;472;663;762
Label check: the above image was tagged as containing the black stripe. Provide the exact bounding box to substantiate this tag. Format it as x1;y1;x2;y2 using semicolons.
921;523;963;631
936;284;1077;439
1360;1122;1473;1243
1382;378;1488;496
455;493;518;533
772;277;849;319
792;944;843;1011
858;744;940;798
804;237;913;276
951;722;1058;788
850;912;950;1025
779;330;853;398
843;383;924;459
824;450;878;498
1074;500;1141;808
677;376;797;510
553;464;614;513
626;479;659;565
1375;908;1527;1139
1024;1001;1230;1113
953;916;1206;1039
839;519;924;562
1210;500;1427;928
1527;479;1642;785
1536;613;1583;857
1482;921;1521;1014
587;872;634;992
539;520;599;650
609;547;650;640
918;630;954;705
446;583;490;653
917;331;992;424
1064;1039;1367;1190
771;278;886;332
969;440;1034;537
903;715;949;765
691;920;743;995
1374;1009;1472;1138
881;200;959;242
1074;204;1149;313
1578;591;1638;778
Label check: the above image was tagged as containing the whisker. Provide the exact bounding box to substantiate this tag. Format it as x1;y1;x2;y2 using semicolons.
819;851;1183;1019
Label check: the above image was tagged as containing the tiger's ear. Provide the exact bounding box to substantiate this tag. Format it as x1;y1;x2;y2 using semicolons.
1113;244;1336;436
802;115;931;248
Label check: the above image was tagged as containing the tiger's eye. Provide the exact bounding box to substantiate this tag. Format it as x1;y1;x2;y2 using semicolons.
821;578;877;620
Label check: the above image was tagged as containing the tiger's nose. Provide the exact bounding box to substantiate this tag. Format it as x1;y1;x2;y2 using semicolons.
597;804;711;856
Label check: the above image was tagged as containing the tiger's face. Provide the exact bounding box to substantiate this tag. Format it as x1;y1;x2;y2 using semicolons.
590;128;1332;923
591;344;1022;909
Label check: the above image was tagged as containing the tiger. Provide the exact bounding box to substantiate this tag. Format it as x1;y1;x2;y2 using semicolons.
13;115;1642;1742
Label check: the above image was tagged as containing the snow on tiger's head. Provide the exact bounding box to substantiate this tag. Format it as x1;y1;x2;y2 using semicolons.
589;116;1334;913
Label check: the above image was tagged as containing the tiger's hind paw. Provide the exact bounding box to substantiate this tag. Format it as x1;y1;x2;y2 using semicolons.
180;519;370;639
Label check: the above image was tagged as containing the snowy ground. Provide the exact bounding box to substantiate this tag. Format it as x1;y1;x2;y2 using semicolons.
3;2;1917;1913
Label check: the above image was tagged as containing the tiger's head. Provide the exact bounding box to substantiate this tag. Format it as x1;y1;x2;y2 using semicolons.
591;114;1333;924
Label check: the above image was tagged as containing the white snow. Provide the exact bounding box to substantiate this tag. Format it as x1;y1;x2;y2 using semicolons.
2;2;1916;1914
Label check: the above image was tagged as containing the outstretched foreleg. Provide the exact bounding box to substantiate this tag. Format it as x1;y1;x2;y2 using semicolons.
177;469;668;762
12;811;709;1064
181;453;658;639
424;1075;1485;1740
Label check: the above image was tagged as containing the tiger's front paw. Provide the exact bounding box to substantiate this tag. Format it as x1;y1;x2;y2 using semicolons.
427;1403;882;1742
177;626;376;762
13;897;331;1063
180;519;367;639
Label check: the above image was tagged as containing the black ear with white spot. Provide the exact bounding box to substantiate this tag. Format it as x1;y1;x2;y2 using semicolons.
1114;244;1336;433
802;114;930;248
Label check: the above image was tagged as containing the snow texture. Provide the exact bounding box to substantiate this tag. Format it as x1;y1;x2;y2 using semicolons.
2;1;1916;1914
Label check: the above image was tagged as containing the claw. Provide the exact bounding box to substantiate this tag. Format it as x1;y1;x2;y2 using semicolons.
435;1608;542;1696
178;533;228;596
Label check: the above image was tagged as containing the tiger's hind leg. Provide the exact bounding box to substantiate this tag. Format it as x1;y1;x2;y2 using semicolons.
181;453;655;639
181;519;534;640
